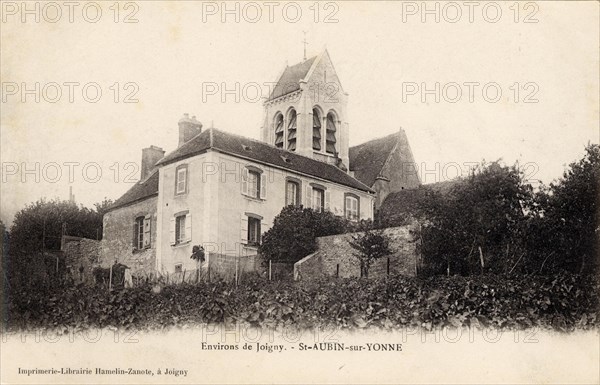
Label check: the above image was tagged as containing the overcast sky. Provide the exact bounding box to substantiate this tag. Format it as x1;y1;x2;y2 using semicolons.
1;1;598;226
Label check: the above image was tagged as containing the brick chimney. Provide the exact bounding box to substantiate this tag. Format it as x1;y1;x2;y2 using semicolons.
141;145;165;180
178;113;202;147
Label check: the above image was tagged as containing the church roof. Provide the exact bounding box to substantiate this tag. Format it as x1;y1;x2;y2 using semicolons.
267;55;318;101
108;170;159;211
378;180;458;225
157;128;373;192
349;131;405;187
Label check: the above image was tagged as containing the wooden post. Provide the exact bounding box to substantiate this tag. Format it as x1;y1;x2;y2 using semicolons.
268;260;272;281
235;255;239;287
182;269;186;284
108;264;113;292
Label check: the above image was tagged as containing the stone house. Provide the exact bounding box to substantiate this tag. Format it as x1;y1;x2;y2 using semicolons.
101;49;421;275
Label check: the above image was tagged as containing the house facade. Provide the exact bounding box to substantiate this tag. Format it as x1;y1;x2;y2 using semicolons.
101;50;419;275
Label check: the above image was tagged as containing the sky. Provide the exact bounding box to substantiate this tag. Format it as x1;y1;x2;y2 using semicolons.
1;1;599;226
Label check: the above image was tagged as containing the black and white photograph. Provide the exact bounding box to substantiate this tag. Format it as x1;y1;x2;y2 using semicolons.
1;1;599;384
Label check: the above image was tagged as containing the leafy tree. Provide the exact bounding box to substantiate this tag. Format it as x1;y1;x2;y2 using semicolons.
9;198;112;254
533;144;600;273
349;222;391;278
259;206;350;263
417;161;535;276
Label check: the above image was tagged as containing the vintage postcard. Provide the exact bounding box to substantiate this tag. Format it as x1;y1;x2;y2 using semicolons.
1;1;599;384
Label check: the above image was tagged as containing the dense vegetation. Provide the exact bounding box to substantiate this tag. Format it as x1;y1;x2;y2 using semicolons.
259;205;351;263
381;144;599;276
7;198;113;254
4;273;598;332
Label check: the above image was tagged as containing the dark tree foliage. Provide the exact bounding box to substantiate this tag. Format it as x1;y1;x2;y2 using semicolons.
8;198;113;254
400;144;599;276
349;221;392;278
258;205;350;263
529;144;599;273
416;161;534;276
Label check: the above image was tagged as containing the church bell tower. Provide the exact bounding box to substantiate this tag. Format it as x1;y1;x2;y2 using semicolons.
261;49;349;170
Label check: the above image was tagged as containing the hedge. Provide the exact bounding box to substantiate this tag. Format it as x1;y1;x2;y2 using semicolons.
3;272;598;332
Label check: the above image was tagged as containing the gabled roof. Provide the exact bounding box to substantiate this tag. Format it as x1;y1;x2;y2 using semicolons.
267;55;317;101
107;170;159;212
157;128;373;193
349;132;402;187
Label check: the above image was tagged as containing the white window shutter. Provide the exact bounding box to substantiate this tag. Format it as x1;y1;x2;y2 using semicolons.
185;213;192;242
240;214;248;243
305;186;312;208
143;216;151;248
241;168;249;195
260;173;267;199
261;220;268;243
169;218;176;245
325;191;331;211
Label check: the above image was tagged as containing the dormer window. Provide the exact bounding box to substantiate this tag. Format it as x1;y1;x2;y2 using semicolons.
326;112;337;154
287;109;297;151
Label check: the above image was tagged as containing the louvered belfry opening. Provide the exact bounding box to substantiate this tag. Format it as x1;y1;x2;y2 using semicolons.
326;112;337;154
312;108;322;151
274;113;284;148
287;109;297;151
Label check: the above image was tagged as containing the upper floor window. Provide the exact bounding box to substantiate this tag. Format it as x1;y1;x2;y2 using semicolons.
287;109;297;151
175;164;188;195
248;170;260;198
312;108;322;151
274;113;284;148
286;179;300;206
170;212;191;246
242;166;266;200
326;112;337;155
344;194;360;221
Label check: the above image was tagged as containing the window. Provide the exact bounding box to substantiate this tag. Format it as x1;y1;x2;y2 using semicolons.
241;213;264;246
247;217;261;246
287;109;297;151
312;108;322;151
176;215;186;243
248;170;260;198
133;215;151;249
174;264;183;273
286;180;300;206
313;187;325;213
274;113;284;148
242;166;266;200
175;165;188;195
134;216;144;249
326;112;337;154
170;212;191;246
345;194;360;221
